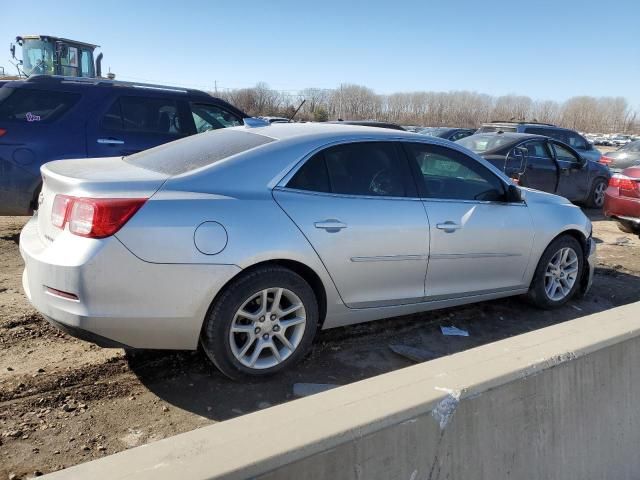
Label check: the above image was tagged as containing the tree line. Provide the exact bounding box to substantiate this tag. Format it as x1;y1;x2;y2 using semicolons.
216;83;638;134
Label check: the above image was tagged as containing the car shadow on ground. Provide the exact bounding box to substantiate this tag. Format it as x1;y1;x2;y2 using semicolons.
126;266;640;423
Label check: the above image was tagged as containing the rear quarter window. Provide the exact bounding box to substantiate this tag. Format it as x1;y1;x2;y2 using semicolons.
124;129;275;175
0;87;80;123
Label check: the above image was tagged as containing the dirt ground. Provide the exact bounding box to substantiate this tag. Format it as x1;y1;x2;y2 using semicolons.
2;211;640;479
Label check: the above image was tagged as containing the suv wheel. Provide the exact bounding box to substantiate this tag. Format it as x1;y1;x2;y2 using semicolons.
527;235;584;309
201;266;318;380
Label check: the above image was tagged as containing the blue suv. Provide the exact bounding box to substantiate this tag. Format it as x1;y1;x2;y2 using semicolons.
0;75;248;215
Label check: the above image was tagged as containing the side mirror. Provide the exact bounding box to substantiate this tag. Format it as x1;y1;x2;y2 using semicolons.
506;184;522;203
10;43;16;60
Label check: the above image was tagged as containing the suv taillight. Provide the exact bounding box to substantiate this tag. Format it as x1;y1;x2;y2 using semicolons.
51;195;146;238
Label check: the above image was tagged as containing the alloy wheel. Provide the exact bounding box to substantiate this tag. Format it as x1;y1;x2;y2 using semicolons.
544;247;579;301
593;181;606;207
229;288;306;369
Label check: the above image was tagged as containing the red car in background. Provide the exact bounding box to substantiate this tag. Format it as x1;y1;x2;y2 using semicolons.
604;166;640;237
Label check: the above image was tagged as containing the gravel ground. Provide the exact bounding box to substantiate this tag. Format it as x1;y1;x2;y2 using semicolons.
1;211;640;479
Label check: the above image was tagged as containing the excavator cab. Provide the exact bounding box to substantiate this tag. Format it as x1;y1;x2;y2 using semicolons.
10;35;105;78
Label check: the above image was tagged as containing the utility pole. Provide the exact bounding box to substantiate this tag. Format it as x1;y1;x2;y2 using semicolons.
214;80;218;94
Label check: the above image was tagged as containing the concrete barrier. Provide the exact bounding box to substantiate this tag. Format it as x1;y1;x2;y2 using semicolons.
44;301;640;479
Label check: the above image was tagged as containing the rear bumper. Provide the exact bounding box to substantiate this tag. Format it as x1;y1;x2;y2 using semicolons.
603;189;640;236
20;217;241;349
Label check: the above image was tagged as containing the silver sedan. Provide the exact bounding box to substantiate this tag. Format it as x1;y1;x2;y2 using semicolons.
20;123;596;379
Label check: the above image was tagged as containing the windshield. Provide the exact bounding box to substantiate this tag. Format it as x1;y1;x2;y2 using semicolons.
620;140;640;152
457;134;515;153
21;40;56;76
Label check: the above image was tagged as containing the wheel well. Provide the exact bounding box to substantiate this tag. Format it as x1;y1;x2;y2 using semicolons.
558;229;588;255
208;259;328;329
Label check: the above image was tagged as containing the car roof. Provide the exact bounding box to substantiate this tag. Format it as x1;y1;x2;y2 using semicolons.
4;75;213;99
482;121;557;127
328;120;406;131
469;132;548;141
239;122;418;142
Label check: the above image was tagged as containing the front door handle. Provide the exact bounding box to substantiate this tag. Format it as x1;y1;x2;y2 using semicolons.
97;138;125;145
314;220;347;232
436;221;463;233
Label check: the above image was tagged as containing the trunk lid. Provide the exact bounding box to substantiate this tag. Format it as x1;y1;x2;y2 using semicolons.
38;157;169;243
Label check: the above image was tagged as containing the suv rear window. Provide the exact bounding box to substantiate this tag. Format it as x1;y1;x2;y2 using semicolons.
0;87;80;123
124;129;274;175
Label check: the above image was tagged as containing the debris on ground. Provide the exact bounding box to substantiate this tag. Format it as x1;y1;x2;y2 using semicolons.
614;237;631;246
389;344;437;363
293;383;340;398
440;326;469;337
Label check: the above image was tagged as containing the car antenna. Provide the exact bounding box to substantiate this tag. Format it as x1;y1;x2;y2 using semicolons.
288;99;306;123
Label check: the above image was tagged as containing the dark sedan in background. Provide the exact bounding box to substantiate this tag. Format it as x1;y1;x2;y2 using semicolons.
600;140;640;172
417;127;476;142
457;133;611;207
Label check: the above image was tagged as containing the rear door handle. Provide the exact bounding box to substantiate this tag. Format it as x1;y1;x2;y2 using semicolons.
97;138;125;145
314;220;347;232
436;221;463;233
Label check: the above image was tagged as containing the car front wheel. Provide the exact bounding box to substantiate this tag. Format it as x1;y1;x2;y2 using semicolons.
527;235;584;309
201;266;318;380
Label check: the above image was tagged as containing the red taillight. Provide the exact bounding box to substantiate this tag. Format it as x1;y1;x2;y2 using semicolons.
599;155;614;165
0;128;6;137
609;174;637;191
51;195;146;238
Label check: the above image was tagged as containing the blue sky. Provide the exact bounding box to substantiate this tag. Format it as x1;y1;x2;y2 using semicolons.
2;0;639;106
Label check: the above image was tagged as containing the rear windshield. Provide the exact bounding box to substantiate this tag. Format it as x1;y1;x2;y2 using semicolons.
477;125;518;133
124;128;275;175
457;134;515;153
0;87;80;123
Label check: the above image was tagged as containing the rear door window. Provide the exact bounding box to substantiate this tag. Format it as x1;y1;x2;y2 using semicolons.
101;96;189;135
0;87;80;123
190;103;243;133
288;142;415;197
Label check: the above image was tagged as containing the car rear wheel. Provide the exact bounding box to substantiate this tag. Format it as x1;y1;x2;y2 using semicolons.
587;178;607;208
200;266;318;380
527;235;584;309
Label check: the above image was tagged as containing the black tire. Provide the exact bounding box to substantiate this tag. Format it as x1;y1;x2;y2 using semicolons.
200;266;318;380
587;177;607;208
527;235;584;309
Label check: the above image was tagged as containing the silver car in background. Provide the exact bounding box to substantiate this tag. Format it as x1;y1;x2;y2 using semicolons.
20;123;596;379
